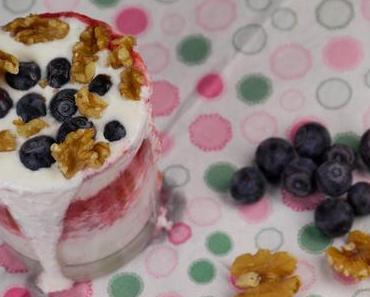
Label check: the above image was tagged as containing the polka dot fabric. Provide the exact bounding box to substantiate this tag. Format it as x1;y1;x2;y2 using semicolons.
1;1;370;296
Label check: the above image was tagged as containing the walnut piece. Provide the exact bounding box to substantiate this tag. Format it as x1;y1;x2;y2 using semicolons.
71;25;110;83
231;249;301;297
0;130;16;152
0;50;19;74
13;118;48;138
75;87;108;119
327;230;370;281
108;36;136;69
119;67;144;100
3;15;69;45
51;128;110;179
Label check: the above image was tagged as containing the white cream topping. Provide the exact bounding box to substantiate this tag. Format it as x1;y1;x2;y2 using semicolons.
0;17;151;293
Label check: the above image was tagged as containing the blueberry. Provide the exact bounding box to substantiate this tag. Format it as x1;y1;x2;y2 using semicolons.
360;129;370;167
256;137;295;183
293;122;331;163
89;74;112;96
282;157;317;197
347;182;370;216
47;58;71;89
104;120;126;142
325;144;356;168
56;116;95;143
5;62;41;91
230;167;266;204
16;93;46;123
0;88;13;118
49;89;78;122
315;161;352;197
19;136;56;171
315;199;354;238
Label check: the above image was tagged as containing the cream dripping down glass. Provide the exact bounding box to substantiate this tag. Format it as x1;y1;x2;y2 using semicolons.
0;12;161;293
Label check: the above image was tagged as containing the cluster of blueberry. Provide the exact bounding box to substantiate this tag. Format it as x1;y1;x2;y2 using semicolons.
230;122;370;239
0;58;126;171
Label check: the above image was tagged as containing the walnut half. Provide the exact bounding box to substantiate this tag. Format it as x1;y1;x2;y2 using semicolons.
0;130;16;152
13;118;48;138
51;128;110;179
3;15;70;45
0;50;19;74
75;87;108;119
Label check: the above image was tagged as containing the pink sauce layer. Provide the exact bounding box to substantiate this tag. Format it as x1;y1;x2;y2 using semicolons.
0;140;154;240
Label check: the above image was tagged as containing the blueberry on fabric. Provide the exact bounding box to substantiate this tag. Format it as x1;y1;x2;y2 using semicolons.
16;93;47;123
0;88;13;119
56;116;95;143
256;137;295;183
47;58;71;88
315;198;354;238
49;89;78;122
230;167;266;204
325;144;356;168
282;157;317;197
89;74;112;96
104;120;126;142
293;122;331;163
347;182;370;216
19;136;56;171
359;129;370;168
315;161;352;197
5;61;41;90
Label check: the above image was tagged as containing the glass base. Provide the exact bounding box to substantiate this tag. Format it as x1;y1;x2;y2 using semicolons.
6;215;157;295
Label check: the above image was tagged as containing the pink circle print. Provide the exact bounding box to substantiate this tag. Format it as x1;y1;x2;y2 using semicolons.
238;197;272;224
189;113;232;151
116;7;150;35
362;0;370;21
270;44;312;80
241;111;278;144
279;89;305;112
196;73;224;100
187;197;222;226
168;222;192;245
49;282;92;297
323;36;363;71
161;13;186;35
296;260;316;292
159;132;174;156
145;246;178;278
196;0;237;31
282;189;325;212
3;287;31;297
151;81;180;117
140;43;169;74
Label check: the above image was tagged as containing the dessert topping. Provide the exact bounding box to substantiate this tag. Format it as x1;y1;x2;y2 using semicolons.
49;89;78;122
13;118;49;138
5;61;41;91
108;36;136;69
71;25;110;83
0;88;13;119
119;67;145;101
104;120;126;142
231;249;301;297
51;128;110;178
56;116;94;143
0;50;19;74
89;74;112;96
75;87;108;119
3;15;69;45
47;58;71;89
0;130;16;152
327;230;370;280
19;135;55;170
16;93;46;123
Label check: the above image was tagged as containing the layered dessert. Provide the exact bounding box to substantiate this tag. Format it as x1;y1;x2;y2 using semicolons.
0;13;160;293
